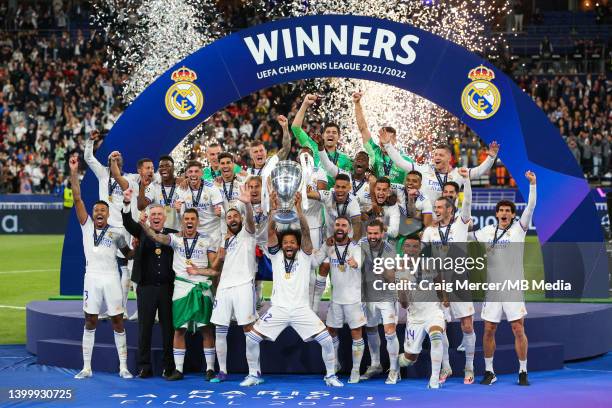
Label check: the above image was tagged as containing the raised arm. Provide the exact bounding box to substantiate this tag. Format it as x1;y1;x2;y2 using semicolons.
386;205;400;239
459;168;472;223
294;192;312;255
353;92;372;144
121;189;142;237
137;179;151;211
109;152;129;191
83;130;107;180
381;133;413;172
469;141;499;179
69;155;88;225
237;183;256;234
267;189;279;248
315;133;340;177
276;114;292;161
291;93;317;130
351;217;363;242
520;171;537;231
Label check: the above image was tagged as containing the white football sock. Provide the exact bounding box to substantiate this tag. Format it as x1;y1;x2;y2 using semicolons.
385;333;399;371
352;338;365;371
215;326;228;373
312;273;327;312
485;357;494;372
203;348;216;371
429;331;444;382
315;331;336;377
367;330;381;367
519;359;527;373
332;335;340;365
442;331;451;370
173;348;186;373
463;331;476;371
120;264;130;314
245;331;262;377
82;327;95;371
113;330;128;370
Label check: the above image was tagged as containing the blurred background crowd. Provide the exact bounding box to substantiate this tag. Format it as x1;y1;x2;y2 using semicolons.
0;0;610;194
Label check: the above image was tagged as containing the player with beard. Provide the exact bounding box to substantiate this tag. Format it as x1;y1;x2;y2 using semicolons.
353;92;413;184
176;161;224;246
139;155;182;230
139;208;220;381
85;130;139;319
307;173;362;241
471;171;536;386
209;184;258;383
203;143;242;181
360;220;401;384
69;156;134;380
216;152;245;212
393;170;433;237
378;130;498;206
397;236;447;390
312;217;364;383
313;133;373;213
367;177;400;240
243;191;343;387
421;168;475;385
291;93;353;186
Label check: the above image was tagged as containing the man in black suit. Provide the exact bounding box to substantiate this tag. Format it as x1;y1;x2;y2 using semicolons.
122;188;176;378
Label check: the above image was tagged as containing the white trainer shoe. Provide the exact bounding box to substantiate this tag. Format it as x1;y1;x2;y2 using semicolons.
398;354;415;368
428;378;440;389
119;368;133;379
128;311;138;321
324;375;344;387
240;374;264;386
74;368;92;379
359;364;383;380
385;369;401;384
348;369;360;384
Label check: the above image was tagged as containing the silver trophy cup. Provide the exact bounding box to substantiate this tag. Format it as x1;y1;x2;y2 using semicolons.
270;160;302;224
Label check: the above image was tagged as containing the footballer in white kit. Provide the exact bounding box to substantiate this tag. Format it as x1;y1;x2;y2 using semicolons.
471;171;537;387
380;130;498;207
209;183;259;383
421;168;476;384
243;191;343;388
367;177;401;239
139;208;220;381
68;155;133;380
140;156;182;231
393;170;433;236
397;236;447;389
177;161;224;246
312;216;365;384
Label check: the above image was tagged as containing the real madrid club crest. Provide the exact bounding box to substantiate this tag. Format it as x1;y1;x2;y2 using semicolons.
461;65;500;120
165;66;204;120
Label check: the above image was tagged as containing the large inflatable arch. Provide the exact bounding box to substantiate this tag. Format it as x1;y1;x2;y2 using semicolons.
60;15;608;297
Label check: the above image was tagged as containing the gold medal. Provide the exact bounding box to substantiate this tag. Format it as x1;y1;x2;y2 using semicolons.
487;246;494;253
339;264;346;272
165;205;171;212
405;218;413;225
285;273;291;279
186;259;192;266
108;195;113;203
155;248;162;255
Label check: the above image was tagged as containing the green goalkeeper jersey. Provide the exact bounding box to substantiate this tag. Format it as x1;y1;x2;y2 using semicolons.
365;139;413;184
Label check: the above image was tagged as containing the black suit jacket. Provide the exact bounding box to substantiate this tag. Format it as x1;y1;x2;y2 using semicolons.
122;207;177;284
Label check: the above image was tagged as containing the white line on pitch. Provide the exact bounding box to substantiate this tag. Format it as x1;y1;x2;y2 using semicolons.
0;305;26;310
0;269;57;274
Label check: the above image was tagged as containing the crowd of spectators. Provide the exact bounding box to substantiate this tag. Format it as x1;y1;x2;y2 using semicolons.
0;2;610;194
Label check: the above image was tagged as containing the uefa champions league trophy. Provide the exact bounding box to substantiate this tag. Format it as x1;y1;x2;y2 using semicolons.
270;160;303;224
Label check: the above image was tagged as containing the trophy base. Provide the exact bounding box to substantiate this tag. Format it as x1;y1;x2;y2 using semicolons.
274;210;299;224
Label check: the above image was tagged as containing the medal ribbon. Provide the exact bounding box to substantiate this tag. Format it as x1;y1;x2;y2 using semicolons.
284;256;296;274
352;177;366;195
490;219;514;250
404;188;416;218
183;233;199;261
438;219;454;246
107;178;118;199
334;242;350;267
434;171;448;190
93;225;109;247
369;241;385;261
329;150;339;166
161;184;176;206
224;234;237;251
334;192;349;216
191;183;204;206
382;156;392;176
222;178;235;202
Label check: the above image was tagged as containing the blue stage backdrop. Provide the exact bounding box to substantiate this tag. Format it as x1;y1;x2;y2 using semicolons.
60;15;607;297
